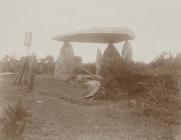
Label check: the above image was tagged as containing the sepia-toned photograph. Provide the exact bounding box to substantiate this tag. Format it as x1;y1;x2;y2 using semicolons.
0;0;181;139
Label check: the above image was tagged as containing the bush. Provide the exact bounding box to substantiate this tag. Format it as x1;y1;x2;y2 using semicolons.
100;53;181;124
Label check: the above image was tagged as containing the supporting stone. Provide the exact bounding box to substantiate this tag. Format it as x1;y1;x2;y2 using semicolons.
96;48;103;75
103;43;120;69
55;42;75;80
121;41;133;63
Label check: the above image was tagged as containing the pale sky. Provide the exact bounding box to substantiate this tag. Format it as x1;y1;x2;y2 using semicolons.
0;0;181;62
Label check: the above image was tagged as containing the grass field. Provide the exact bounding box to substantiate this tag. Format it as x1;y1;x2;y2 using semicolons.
0;74;179;140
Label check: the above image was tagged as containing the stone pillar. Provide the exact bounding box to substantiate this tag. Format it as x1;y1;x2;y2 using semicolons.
96;48;103;75
55;42;74;80
121;41;133;63
103;43;120;69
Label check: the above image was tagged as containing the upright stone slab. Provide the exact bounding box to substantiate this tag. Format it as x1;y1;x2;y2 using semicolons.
121;41;133;63
103;43;120;69
55;42;74;80
96;48;103;75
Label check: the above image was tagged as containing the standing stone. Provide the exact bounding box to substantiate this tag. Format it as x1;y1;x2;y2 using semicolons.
121;41;133;63
103;43;120;69
96;48;103;75
55;42;74;80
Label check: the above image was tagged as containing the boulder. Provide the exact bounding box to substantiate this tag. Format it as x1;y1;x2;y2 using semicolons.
85;80;101;99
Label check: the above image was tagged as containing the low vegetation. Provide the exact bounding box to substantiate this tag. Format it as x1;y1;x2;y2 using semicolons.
1;52;180;129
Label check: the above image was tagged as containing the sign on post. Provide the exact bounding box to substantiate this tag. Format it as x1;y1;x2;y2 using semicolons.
24;32;32;56
24;32;32;47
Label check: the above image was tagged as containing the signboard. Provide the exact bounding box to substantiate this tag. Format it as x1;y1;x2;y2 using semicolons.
24;32;32;47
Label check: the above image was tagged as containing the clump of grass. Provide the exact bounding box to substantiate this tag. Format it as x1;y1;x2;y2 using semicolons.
0;101;31;140
139;76;181;124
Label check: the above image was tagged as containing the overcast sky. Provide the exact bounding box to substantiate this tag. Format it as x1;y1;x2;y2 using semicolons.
0;0;181;62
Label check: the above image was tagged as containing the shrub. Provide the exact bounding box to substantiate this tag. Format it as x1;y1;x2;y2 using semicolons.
100;53;181;124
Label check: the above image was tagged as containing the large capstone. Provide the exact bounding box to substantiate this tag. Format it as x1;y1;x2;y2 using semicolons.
55;42;75;80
